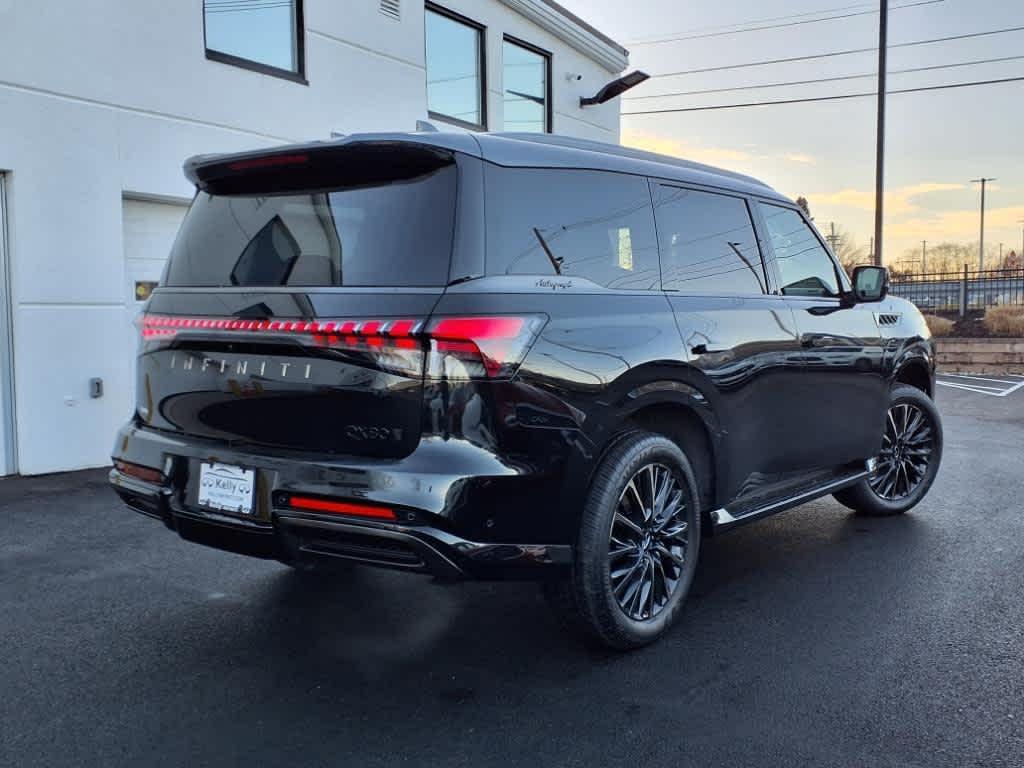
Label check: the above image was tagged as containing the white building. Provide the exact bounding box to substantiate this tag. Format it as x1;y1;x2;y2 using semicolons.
0;0;629;475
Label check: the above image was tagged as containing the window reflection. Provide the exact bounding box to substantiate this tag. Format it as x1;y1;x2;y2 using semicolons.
485;168;660;290
165;166;457;288
654;186;766;294
426;7;484;128
204;0;301;74
503;39;549;133
759;204;840;297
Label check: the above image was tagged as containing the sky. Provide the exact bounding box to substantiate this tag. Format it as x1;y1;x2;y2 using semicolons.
560;0;1024;269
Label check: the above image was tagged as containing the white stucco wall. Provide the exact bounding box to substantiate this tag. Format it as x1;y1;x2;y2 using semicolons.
0;0;625;474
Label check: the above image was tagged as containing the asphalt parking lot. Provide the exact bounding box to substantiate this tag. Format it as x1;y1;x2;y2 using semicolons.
2;386;1023;768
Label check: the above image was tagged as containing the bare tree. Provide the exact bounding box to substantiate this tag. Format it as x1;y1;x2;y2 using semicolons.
904;241;1003;276
827;225;867;276
795;196;811;219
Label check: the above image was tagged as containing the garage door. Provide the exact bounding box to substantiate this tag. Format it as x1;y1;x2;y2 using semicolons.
123;198;188;305
123;197;188;403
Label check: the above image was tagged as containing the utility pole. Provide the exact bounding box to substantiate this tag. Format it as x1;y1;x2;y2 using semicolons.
970;177;995;272
826;222;840;253
869;236;875;264
873;0;888;267
1018;219;1024;259
921;240;927;274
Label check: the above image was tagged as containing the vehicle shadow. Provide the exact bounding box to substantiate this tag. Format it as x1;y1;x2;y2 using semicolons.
111;502;938;766
205;501;932;683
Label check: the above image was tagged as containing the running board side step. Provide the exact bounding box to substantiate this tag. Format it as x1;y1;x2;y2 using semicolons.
711;464;871;531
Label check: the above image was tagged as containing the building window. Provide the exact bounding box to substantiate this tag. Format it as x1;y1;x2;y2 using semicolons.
426;4;486;130
502;37;550;133
203;0;305;83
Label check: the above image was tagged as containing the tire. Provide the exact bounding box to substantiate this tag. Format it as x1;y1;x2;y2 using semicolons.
544;430;701;650
834;384;943;516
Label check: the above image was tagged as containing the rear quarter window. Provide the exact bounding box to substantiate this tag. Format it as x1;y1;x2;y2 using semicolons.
484;166;660;290
164;164;457;287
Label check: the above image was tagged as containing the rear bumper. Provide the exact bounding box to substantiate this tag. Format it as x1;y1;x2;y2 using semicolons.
109;424;573;580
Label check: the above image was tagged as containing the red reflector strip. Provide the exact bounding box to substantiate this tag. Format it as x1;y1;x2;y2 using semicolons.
288;496;396;521
115;460;163;484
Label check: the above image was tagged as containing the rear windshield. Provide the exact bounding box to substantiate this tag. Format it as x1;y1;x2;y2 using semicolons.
164;165;457;287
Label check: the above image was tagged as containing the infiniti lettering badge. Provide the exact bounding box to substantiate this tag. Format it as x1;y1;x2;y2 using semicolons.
169;353;314;381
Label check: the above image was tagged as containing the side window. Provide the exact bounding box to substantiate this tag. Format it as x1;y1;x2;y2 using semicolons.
653;185;766;294
758;204;840;297
484;167;660;290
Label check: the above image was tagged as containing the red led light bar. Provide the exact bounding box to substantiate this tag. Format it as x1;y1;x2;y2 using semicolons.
288;495;396;521
140;313;546;380
140;314;421;342
227;154;309;171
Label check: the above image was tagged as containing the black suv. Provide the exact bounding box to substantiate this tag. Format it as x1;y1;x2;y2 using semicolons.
111;132;942;649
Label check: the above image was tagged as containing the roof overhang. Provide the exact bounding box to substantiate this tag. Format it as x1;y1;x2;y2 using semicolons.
498;0;629;73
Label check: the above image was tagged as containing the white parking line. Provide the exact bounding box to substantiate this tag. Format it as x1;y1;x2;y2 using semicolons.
939;381;1004;391
942;373;1019;384
936;376;1024;397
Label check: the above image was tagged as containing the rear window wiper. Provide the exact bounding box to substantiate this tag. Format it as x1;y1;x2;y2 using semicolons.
447;274;481;287
533;227;563;275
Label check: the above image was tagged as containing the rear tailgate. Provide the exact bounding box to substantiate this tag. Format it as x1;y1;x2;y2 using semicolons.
135;141;457;459
139;291;442;459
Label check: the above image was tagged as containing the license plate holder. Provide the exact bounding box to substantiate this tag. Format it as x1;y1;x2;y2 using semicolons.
197;462;255;516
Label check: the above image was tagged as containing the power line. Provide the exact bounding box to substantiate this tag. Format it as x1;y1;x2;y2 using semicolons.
622;75;1024;116
626;54;1024;100
627;1;879;40
651;24;1024;79
629;0;942;46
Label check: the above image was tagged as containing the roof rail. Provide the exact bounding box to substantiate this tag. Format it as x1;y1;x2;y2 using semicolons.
489;133;770;189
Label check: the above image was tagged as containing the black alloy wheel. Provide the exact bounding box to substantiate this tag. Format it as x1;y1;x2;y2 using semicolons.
609;463;690;621
834;384;943;516
543;431;701;650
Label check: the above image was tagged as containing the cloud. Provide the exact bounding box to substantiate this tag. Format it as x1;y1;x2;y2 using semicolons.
809;183;965;215
621;129;753;168
785;153;815;165
622;129;820;170
887;204;1024;241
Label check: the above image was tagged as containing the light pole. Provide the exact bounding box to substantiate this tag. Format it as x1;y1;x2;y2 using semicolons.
873;0;888;267
1018;219;1024;259
921;239;927;274
970;177;996;272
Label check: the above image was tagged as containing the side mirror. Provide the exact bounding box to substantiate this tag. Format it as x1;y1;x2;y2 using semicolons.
850;265;888;303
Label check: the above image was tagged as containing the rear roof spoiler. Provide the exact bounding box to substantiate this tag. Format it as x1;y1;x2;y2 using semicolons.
184;140;460;195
